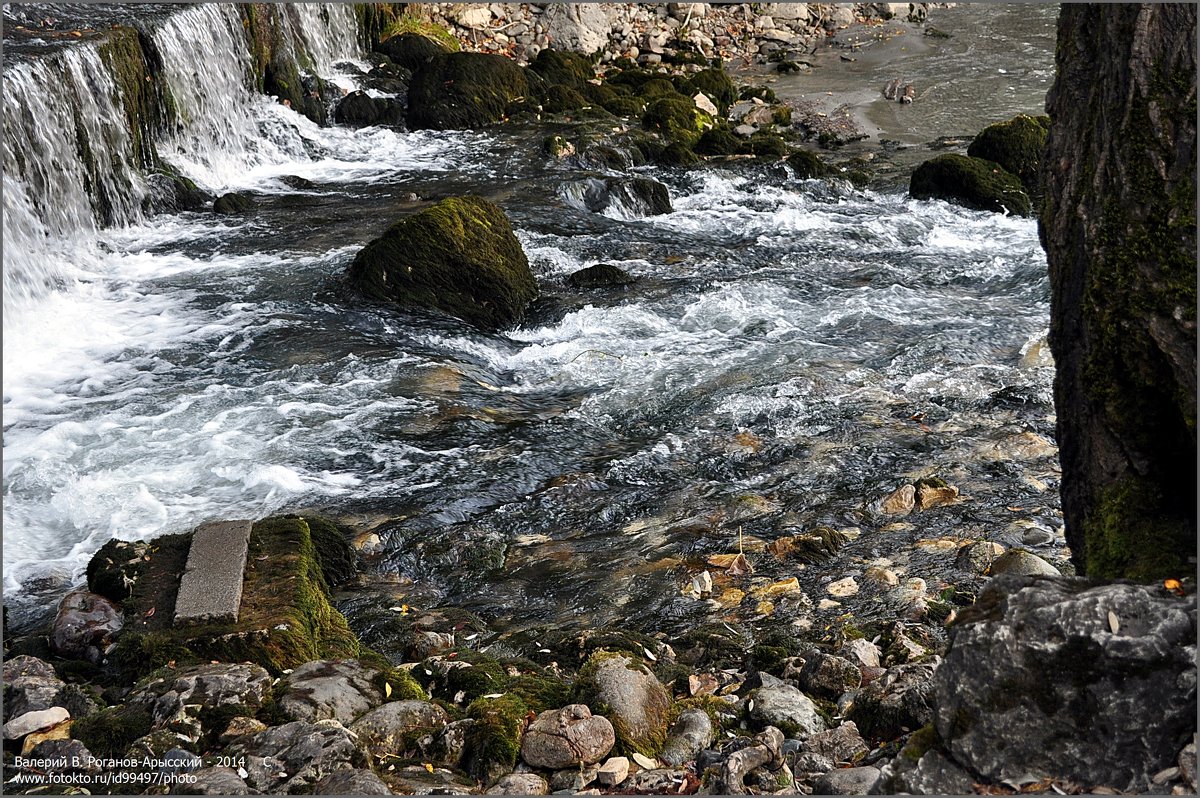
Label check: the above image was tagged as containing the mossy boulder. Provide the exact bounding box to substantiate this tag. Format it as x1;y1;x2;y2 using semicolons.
746;133;789;158
239;5;327;124
346;196;536;328
657;142;701;166
376;31;449;71
967;113;1049;197
103;516;362;681
601;94;647;118
463;694;528;784
787;149;832;178
407;52;529;130
909;154;1032;215
213;192;254;215
568;264;637;290
643;96;711;147
695;126;741;156
542;84;588;114
683;68;738;116
528;49;594;90
576;652;672;756
639;77;680;99
334;91;405;128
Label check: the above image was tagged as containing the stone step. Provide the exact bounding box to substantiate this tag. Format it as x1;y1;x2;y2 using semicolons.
174;520;253;626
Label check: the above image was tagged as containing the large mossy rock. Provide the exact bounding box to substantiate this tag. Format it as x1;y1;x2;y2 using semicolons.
239;5;328;125
909;154;1032;216
642;96;711;148
99;516;362;679
407;52;529;130
376;32;450;71
1040;5;1196;579
967;113;1050;197
933;576;1197;792
576;652;671;756
345;196;537;328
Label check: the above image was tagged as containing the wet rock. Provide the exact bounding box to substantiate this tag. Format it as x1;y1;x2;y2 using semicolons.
348;699;450;759
568;263;637;290
27;739;101;776
407;52;528;130
800;721;869;764
561;176;672;217
986;548;1060;576
429;717;472;768
954;541;1005;575
334;91;405;128
848;660;938;740
827;576;859;597
521;704;615;768
578;653;671;753
346;196;537;329
661;707;714;766
50;589;123;664
813;764;880;794
748;681;826;739
909;154;1031;216
3;706;70;740
4;655;66;716
934;576;1197;792
314;768;392;795
146;171;212;213
213;192;254;215
799;652;862;698
129;663;272;743
914;479;959;510
279;659;384;725
224;719;367;793
879;484;915;515
172;766;255;795
487;772;549;794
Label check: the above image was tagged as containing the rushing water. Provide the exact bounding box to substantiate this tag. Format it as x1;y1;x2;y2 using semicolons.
2;4;1061;641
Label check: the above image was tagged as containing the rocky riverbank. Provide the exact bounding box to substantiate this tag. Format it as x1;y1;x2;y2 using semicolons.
4;511;1195;795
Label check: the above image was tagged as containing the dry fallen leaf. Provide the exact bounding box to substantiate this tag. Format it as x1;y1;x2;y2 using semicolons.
727;553;753;576
385;682;393;698
1107;611;1120;635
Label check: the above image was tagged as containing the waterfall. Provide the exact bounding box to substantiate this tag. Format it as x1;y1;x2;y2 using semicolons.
1;4;364;316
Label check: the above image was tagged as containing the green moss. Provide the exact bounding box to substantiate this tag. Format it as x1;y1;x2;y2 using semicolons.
575;651;671;756
657;142;700;166
683;68;737;116
739;85;777;104
304;515;356;589
418;652;508;703
543;84;588;114
671;695;731;733
380;15;459;52
744;134;789;158
529;49;594;89
1084;479;1192;579
910;154;1032;215
507;673;572;713
643;96;710;148
72;705;153;758
346;195;537;329
639;78;680;99
406;52;528;130
607;67;657;91
787;149;831;179
696;126;741;156
967;113;1048;196
901;724;940;762
365;661;428;702
463;694;528;783
601;94;647;117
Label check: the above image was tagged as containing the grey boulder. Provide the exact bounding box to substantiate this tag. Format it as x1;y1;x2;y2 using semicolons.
521;704;615;768
279;659;384;725
349;700;449;759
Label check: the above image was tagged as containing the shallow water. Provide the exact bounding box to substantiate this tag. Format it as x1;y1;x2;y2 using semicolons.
2;4;1062;641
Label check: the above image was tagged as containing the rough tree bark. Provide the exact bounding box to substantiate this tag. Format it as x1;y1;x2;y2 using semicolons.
1040;4;1197;579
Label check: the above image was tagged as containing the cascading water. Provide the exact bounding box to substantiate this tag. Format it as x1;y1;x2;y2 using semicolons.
2;3;1061;643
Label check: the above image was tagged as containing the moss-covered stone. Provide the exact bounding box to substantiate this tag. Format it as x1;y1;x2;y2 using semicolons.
463;694;528;784
745;133;789;158
683;68;737;116
640;77;680;99
406;52;529;130
600;94;647;118
909;154;1032;215
376;31;450;70
542;84;589;114
696;126;741;156
575;651;672;756
345;195;536;329
657;141;701;166
643;96;710;148
105;516;361;680
96;26;165;174
967;113;1049;197
238;4;327;124
529;49;594;90
568;263;636;290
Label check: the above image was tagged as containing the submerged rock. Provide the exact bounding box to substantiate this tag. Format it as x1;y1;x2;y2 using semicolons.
346;196;537;328
567;263;637;290
560;176;673;217
213;192;254;215
934;576;1197;792
909;154;1031;215
407;52;528;130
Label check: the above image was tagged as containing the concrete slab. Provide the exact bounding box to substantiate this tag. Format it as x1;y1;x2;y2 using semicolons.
174;520;252;626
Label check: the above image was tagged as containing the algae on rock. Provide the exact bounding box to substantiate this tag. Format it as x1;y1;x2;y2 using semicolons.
345;195;537;329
